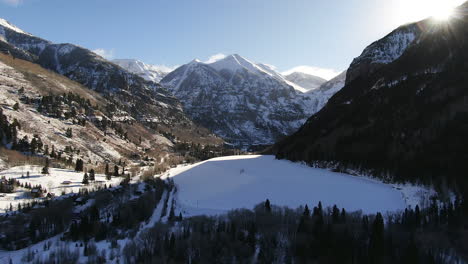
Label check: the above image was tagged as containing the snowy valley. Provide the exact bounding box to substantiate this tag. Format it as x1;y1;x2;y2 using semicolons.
0;0;467;262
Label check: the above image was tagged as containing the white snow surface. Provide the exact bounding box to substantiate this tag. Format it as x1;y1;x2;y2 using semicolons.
163;155;428;217
112;59;171;83
305;70;347;111
285;72;327;92
0;166;121;213
0;18;31;36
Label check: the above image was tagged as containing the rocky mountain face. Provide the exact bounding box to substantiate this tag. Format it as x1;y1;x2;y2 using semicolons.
284;72;326;91
274;6;468;194
346;23;422;84
112;59;171;83
161;54;316;146
0;18;221;148
305;70;347;114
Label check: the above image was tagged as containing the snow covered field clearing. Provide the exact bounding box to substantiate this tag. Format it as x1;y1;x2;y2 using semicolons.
0;165;121;212
163;155;431;217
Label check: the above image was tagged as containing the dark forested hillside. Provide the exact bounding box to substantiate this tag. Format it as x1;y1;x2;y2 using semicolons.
274;4;468;197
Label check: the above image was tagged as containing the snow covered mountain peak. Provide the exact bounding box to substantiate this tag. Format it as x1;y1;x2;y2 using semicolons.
0;18;31;36
207;54;267;75
160;54;327;146
285;72;327;92
112;59;172;83
189;58;202;64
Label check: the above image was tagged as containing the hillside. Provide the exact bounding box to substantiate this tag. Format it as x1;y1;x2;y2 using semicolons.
0;52;226;172
274;5;468;197
0;18;222;151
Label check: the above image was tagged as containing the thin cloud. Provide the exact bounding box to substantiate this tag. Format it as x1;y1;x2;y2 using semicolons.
282;66;341;80
93;48;115;60
2;0;23;6
153;64;179;73
205;53;226;64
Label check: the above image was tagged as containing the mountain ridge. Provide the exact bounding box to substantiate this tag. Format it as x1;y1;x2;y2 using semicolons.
160;54;320;146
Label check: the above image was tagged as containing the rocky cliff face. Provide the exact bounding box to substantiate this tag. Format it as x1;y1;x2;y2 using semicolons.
346;23;422;84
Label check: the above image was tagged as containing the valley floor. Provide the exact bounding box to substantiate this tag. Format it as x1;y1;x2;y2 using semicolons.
0;155;438;264
162;155;433;217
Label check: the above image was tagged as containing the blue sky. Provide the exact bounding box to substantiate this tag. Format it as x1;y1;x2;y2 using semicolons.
1;0;464;79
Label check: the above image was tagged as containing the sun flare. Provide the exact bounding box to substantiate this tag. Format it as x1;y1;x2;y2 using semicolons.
432;5;455;21
396;0;463;24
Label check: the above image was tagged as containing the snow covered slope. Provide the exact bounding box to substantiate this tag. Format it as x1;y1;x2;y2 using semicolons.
0;18;221;150
285;72;327;91
163;155;429;216
0;18;31;36
112;59;171;83
0;166;121;213
305;70;347;111
160;54;317;146
346;23;422;84
0;53;187;166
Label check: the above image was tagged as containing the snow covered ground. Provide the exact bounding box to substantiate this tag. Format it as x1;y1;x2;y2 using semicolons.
162;155;432;217
0;165;121;213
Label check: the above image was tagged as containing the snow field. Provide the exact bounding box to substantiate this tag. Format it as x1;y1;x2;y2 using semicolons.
0;165;121;212
163;155;431;217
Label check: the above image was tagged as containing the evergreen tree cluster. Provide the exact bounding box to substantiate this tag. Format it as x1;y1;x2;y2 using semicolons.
0;109;19;147
174;142;241;162
122;199;467;264
0;177;20;193
36;92;93;122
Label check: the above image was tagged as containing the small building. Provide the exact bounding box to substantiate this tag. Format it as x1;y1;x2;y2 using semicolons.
31;188;43;198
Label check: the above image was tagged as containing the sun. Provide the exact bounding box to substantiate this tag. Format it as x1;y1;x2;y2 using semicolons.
395;0;462;25
432;5;455;21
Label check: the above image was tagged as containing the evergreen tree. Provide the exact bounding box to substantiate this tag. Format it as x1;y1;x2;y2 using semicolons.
264;199;272;213
113;165;119;177
369;212;385;263
89;169;95;182
75;159;84;172
82;172;89;185
340;208;347;223
415;205;421;227
41;158;50;174
303;204;310;217
332;205;340;223
65;128;73;138
50;145;56;158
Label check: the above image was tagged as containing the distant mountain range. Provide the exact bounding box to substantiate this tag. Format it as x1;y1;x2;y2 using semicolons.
0;16;347;148
157;54;344;146
116;53;344;146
